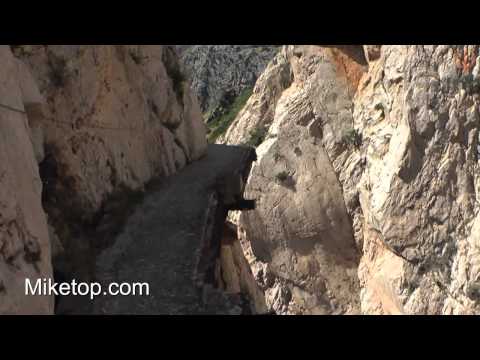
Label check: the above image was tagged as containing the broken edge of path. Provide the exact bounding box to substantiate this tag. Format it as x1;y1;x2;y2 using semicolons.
90;144;259;315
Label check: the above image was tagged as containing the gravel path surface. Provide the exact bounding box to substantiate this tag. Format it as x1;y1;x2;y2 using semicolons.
92;144;251;315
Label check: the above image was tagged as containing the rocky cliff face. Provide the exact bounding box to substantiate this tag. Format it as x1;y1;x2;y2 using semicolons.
178;45;279;122
1;45;207;314
222;45;480;315
356;45;480;315
19;45;207;217
0;46;53;314
4;44;480;315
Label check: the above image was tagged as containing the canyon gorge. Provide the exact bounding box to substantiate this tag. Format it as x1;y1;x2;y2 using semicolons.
0;45;479;315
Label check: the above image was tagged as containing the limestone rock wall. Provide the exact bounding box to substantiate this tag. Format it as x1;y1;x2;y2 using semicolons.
219;47;294;145
1;45;208;314
223;45;480;315
18;45;207;219
356;45;480;314
217;221;268;314
0;46;53;314
223;46;367;314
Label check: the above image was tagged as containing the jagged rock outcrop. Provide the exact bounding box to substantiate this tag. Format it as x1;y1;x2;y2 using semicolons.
178;45;279;122
219;48;294;145
1;45;208;314
223;45;480;315
0;45;53;314
355;45;480;314
222;46;367;314
217;221;268;314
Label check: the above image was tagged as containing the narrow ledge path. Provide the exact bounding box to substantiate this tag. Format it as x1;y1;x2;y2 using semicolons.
91;144;254;315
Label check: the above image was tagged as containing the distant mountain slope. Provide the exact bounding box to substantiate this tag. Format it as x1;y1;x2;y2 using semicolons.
178;45;279;123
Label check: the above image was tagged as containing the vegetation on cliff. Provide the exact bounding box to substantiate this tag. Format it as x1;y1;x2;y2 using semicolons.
207;88;253;143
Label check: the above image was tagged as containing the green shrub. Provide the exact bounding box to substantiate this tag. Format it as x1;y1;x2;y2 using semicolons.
342;128;362;149
273;151;283;162
275;171;289;182
48;57;68;88
207;88;253;143
245;126;268;147
458;74;480;95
